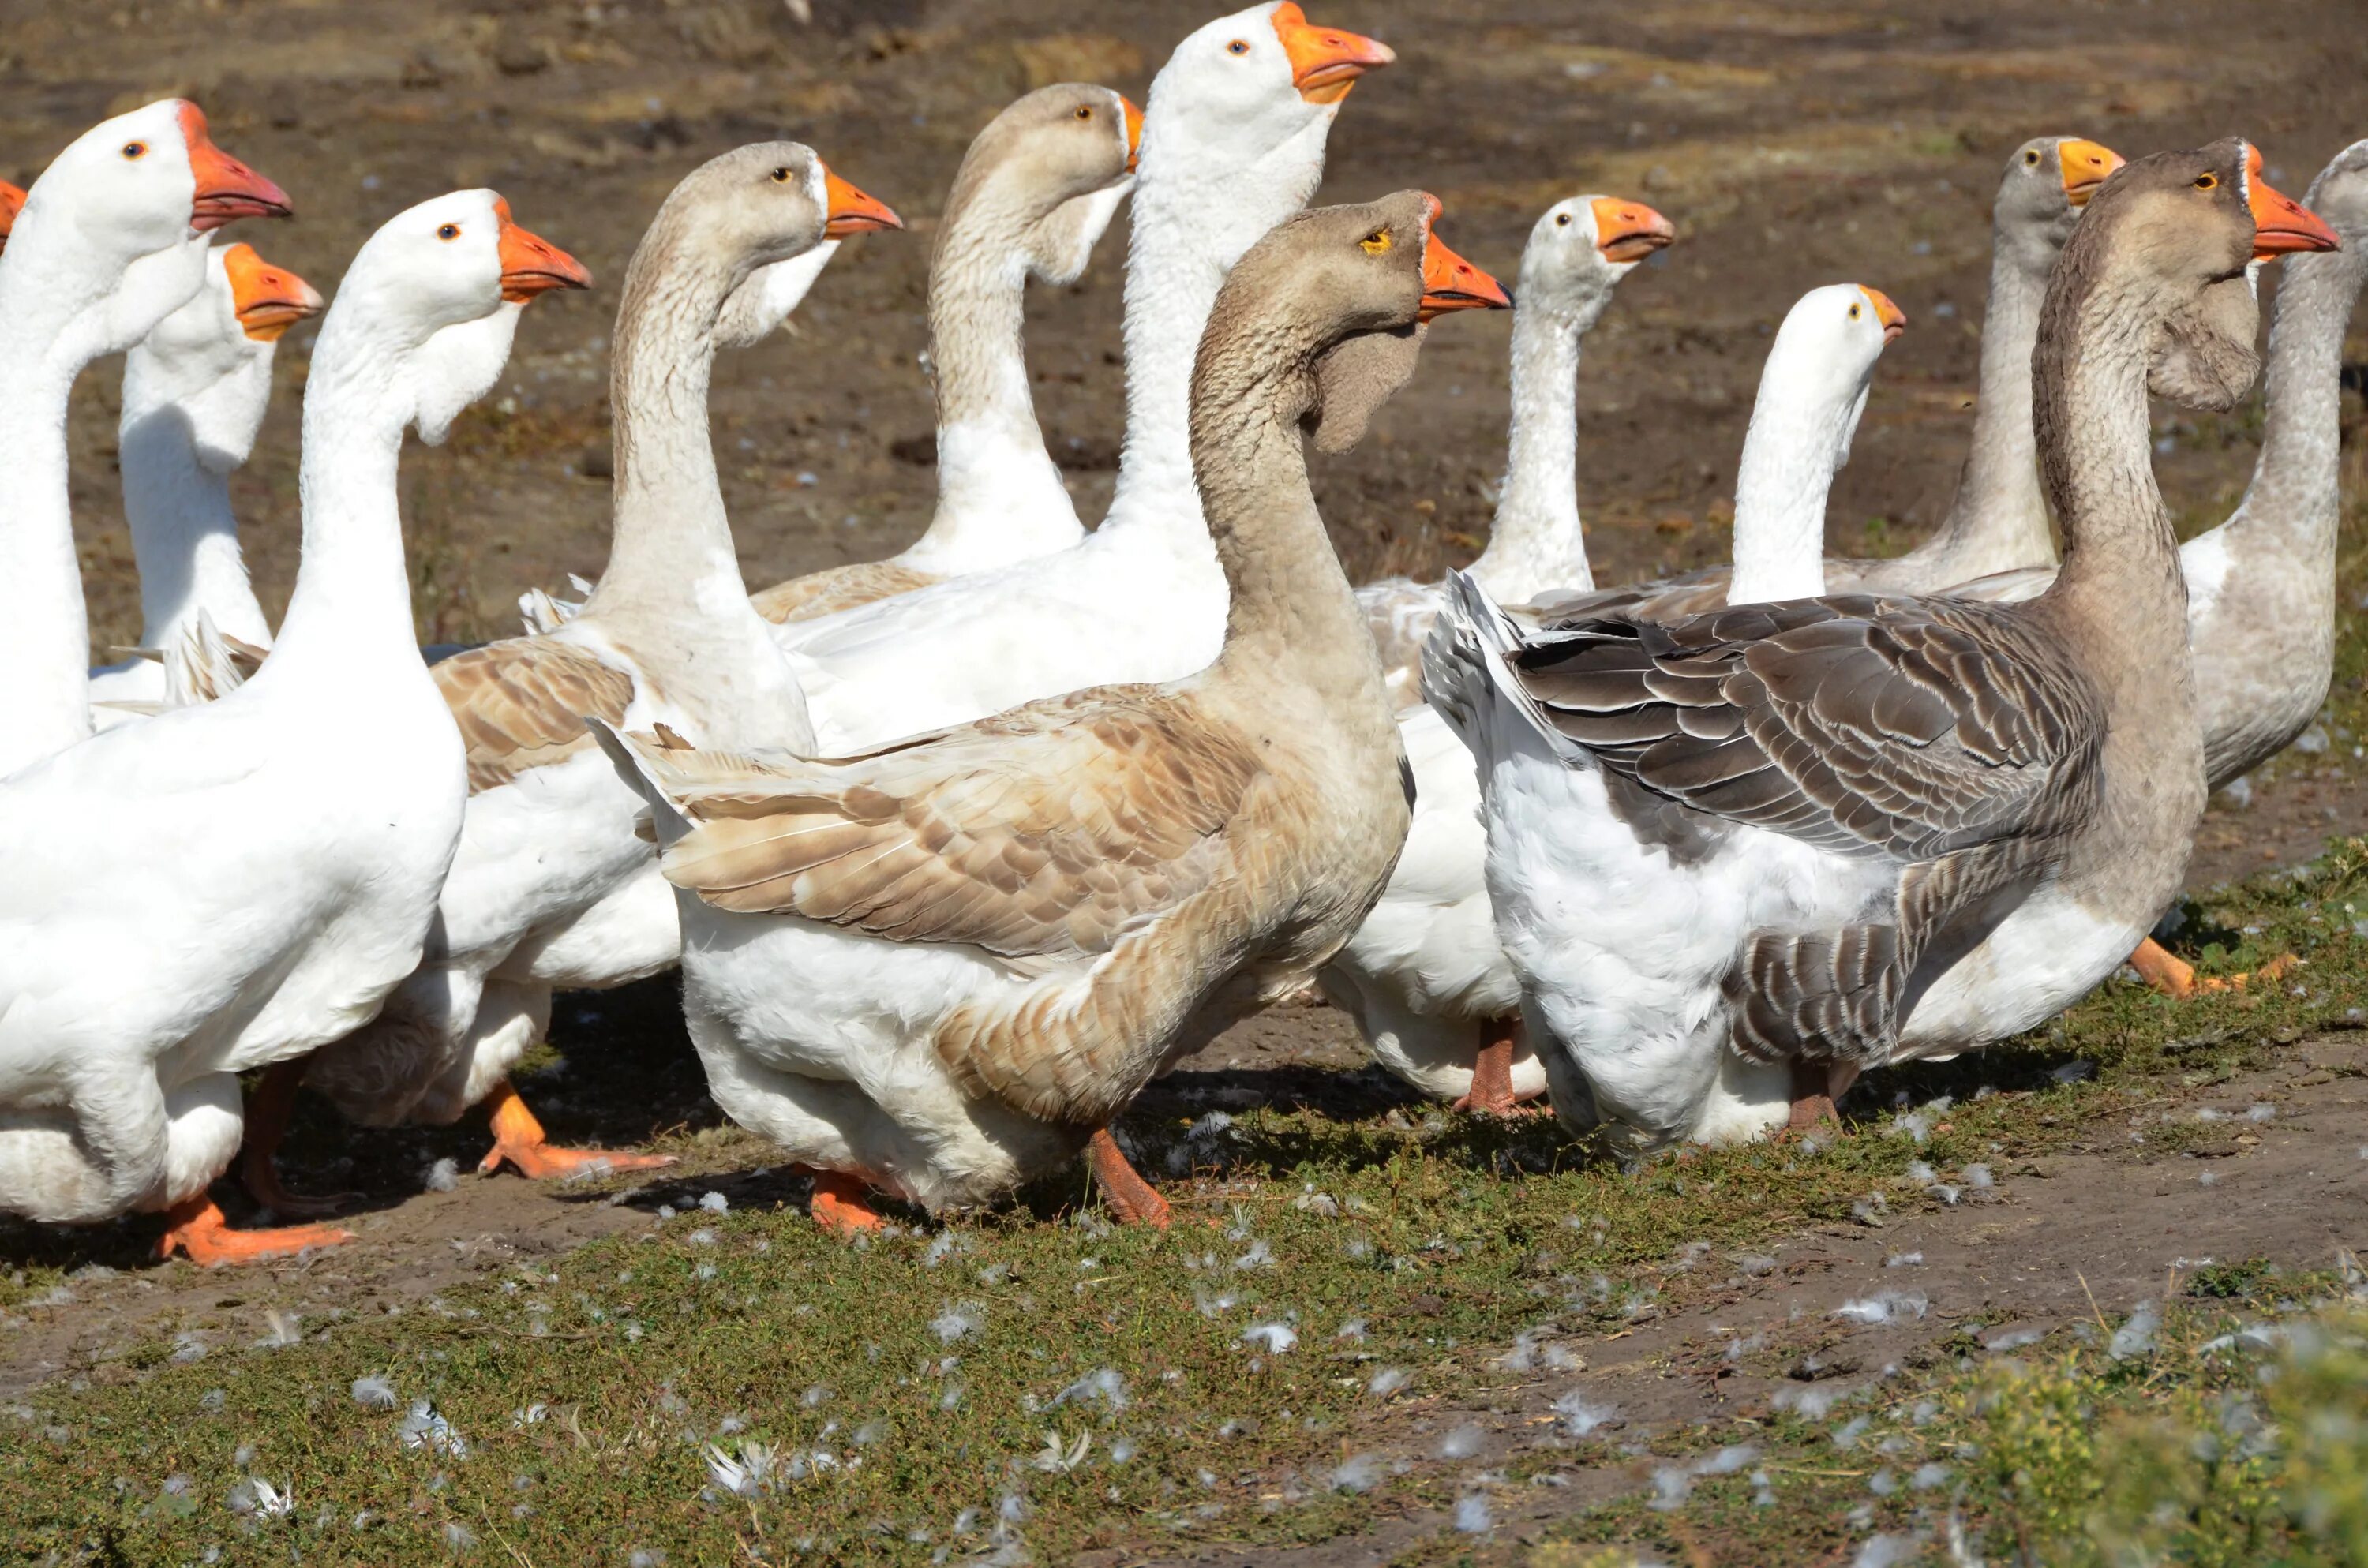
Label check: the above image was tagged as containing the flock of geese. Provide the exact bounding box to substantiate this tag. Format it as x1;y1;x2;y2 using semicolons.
0;2;2361;1262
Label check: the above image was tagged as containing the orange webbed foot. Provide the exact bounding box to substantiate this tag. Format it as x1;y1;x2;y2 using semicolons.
474;1080;675;1181
803;1170;887;1237
1088;1128;1171;1229
1451;1016;1548;1117
2130;938;2299;1001
156;1196;352;1267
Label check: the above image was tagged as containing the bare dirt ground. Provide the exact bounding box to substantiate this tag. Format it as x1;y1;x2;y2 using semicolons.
4;0;2368;1556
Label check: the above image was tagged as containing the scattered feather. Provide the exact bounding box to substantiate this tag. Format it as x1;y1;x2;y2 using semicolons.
699;1191;729;1212
422;1158;460;1193
1834;1291;1928;1326
1031;1429;1092;1473
1240;1322;1297;1354
1452;1493;1493;1533
2108;1300;2161;1360
399;1400;467;1459
1551;1392;1619;1436
1883;1252;1924;1269
1050;1368;1129;1411
1438;1423;1485;1460
930;1304;982;1343
1366;1368;1411;1398
351;1376;398;1411
1326;1454;1384;1493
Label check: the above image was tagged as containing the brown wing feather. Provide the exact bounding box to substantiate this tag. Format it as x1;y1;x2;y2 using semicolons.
434;639;636;793
642;689;1265;962
751;561;942;625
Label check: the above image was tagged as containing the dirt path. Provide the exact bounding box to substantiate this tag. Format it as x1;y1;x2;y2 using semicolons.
1101;1031;2368;1566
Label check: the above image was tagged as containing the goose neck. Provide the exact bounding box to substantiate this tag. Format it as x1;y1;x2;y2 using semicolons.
1478;297;1594;600
2224;239;2365;542
1725;376;1854;605
898;181;1079;572
0;365;93;774
118;405;272;649
1920;232;2055;573
1102;118;1329;541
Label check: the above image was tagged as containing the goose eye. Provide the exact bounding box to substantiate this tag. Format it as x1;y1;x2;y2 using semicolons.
2194;173;2218;190
437;223;461;241
122;140;148;160
1073;105;1092;120
770;167;792;183
1849;302;1862;320
1555;211;1572;227
2024;148;2040;167
1359;230;1390;255
1226;38;1250;54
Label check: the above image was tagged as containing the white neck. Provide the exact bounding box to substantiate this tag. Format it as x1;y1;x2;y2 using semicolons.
0;360;93;773
118;372;273;652
1727;382;1861;606
896;185;1081;576
264;310;432;675
1100;111;1332;545
1474;290;1607;601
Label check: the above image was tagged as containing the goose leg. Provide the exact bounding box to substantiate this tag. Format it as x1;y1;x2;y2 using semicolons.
1785;1059;1857;1135
2128;938;2296;1001
1452;1016;1542;1116
475;1080;676;1181
156;1193;352;1267
1087;1128;1171;1229
799;1168;886;1236
238;1059;361;1219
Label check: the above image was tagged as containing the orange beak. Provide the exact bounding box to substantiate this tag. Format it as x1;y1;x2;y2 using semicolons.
2245;144;2341;261
220;242;324;342
822;167;903;238
1588;196;1676;264
493;197;594;303
1417;198;1510;322
2055;137;2123;208
1858;285;1908;345
0;179;24;257
1270;2;1396;105
1121;95;1145;173
177;101;291;231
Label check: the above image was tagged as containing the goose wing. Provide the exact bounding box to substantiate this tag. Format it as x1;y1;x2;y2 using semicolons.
433;638;636;794
610;689;1264;963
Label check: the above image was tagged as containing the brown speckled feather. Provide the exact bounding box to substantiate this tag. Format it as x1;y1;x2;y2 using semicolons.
750;560;942;624
434;638;637;794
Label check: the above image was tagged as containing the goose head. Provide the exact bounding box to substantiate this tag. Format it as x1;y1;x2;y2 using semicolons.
957;83;1143;285
2295;137;2368;250
2055;138;2337;412
1761;282;1907;473
3;100;290;361
1147;3;1392;177
321;190;587;440
1993;135;2125;268
706;143;902;350
1519;195;1675;326
1201;191;1505;452
124;241;321;470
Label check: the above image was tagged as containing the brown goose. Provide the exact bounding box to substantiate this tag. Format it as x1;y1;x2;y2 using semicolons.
1425;140;2339;1150
598;193;1506;1232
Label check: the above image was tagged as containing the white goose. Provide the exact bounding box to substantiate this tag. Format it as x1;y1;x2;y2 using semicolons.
1330;281;1902;1113
1429;144;2338;1153
246;147;897;1203
0;190;588;1263
86;241;323;722
599;194;1506;1233
774;2;1395;753
0;99;289;777
750;82;1143;623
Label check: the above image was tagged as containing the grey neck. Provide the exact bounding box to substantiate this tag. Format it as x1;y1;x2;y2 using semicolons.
1908;229;2057;581
2220;237;2365;549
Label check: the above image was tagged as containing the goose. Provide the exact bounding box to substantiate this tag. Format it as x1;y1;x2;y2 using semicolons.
750;82;1144;623
1945;141;2368;999
1328;278;1903;1113
0;179;22;249
238;147;900;1208
597;193;1507;1233
1530;137;2123;625
1426;141;2338;1153
0;99;289;777
774;2;1395;754
85;241;323;723
0;190;589;1263
1355;196;1676;711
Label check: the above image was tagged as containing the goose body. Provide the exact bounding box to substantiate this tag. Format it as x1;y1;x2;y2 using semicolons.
0;100;288;777
281;148;893;1190
772;3;1394;754
0;191;583;1261
751;84;1141;624
1430;144;2338;1151
602;195;1503;1222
